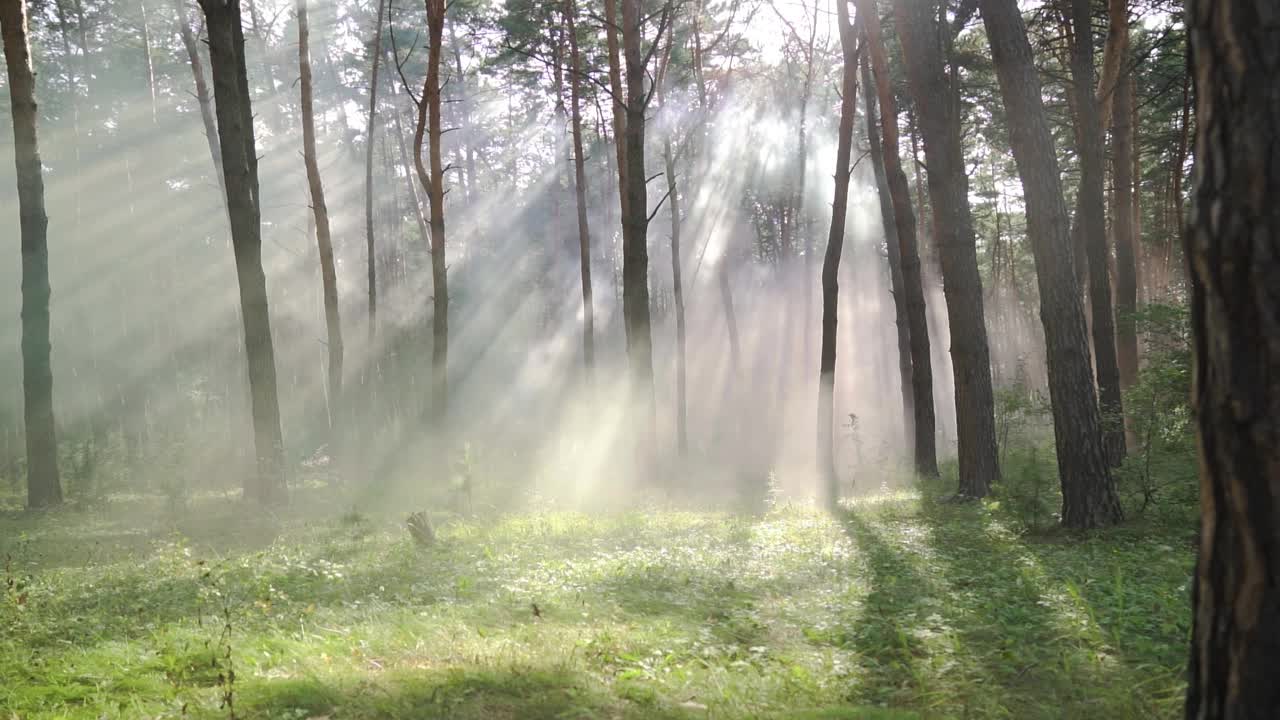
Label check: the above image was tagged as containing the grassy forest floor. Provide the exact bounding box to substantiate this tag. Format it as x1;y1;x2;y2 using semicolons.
0;484;1194;719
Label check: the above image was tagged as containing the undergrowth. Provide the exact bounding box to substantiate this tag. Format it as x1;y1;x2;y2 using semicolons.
0;486;1192;719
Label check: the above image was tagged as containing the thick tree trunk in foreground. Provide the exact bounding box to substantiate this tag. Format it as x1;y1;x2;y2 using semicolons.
2;0;63;509
1067;0;1126;466
298;0;344;435
818;0;859;508
620;0;656;464
861;50;913;450
979;0;1121;528
894;0;999;497
365;0;385;338
564;0;594;376
1185;3;1280;716
199;0;286;504
858;0;938;478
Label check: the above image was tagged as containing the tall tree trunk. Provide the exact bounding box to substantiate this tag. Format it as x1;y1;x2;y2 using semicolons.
448;23;476;203
173;0;228;224
424;0;448;420
365;0;385;339
1065;0;1126;466
139;0;159;124
1113;63;1139;395
664;135;687;456
818;0;860;508
1184;4;1280;716
978;0;1122;528
298;0;344;436
2;0;63;509
565;0;594;376
857;0;938;478
603;0;628;222
199;0;287;505
1171;67;1191;239
620;0;656;463
861;50;914;453
893;0;1000;497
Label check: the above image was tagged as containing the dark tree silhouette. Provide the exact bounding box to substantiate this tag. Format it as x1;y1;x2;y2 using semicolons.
199;0;287;504
979;0;1122;528
2;0;63;508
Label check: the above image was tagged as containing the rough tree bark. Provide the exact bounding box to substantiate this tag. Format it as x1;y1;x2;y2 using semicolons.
1066;0;1126;466
860;51;914;452
893;0;1000;497
297;0;344;435
978;0;1122;528
1;0;63;509
1184;3;1280;717
564;0;594;376
365;0;385;338
198;0;287;504
857;0;938;478
818;0;859;508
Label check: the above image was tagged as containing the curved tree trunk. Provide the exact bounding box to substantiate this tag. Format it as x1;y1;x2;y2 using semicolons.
298;0;345;439
199;0;287;505
1;0;63;509
860;50;914;453
893;0;1000;497
1184;2;1280;715
818;0;860;508
857;0;938;478
426;0;448;421
1067;0;1126;466
978;0;1121;528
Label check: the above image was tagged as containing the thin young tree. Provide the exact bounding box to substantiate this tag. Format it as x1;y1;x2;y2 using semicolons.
856;0;938;478
892;0;1000;497
297;0;344;437
817;0;859;508
365;0;386;338
1184;1;1280;715
978;0;1122;528
198;0;287;504
564;0;594;376
1;0;63;508
173;0;228;224
423;0;448;420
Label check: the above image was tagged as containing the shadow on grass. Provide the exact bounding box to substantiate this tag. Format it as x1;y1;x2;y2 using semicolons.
836;497;1158;718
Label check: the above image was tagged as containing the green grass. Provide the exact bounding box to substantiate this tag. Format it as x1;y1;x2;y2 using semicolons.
0;487;1193;719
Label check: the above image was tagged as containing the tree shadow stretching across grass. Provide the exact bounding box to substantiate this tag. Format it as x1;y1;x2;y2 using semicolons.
835;492;1184;718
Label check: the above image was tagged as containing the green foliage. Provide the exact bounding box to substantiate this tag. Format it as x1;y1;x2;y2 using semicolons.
1116;303;1196;517
0;489;1191;719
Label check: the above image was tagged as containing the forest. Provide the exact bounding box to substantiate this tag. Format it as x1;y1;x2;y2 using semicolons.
1;0;1277;716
